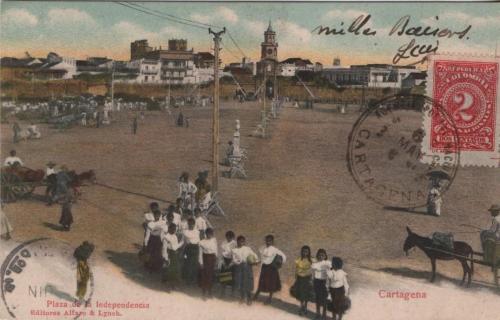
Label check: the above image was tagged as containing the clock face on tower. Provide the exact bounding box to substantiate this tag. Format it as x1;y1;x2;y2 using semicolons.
267;48;273;55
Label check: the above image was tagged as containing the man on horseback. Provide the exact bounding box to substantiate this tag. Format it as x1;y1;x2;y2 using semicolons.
480;204;500;251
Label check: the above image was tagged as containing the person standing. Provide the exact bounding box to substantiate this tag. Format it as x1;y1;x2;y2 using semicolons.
74;241;94;301
232;235;259;305
12;122;21;144
480;204;500;251
198;228;218;299
254;235;287;304
194;208;208;239
181;218;200;285
161;224;184;291
427;180;443;216
59;195;74;231
132;116;138;135
178;172;197;212
143;210;166;272
44;161;57;201
219;231;236;296
96;111;101;128
311;249;331;320
292;245;313;316
177;111;184;127
0;201;13;240
52;166;71;204
326;257;350;320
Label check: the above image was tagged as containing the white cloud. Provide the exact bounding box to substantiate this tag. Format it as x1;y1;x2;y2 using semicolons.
218;6;238;23
190;13;211;25
324;9;368;21
111;21;158;43
159;26;182;37
276;20;312;43
242;20;267;36
47;8;96;26
2;8;38;27
421;11;500;27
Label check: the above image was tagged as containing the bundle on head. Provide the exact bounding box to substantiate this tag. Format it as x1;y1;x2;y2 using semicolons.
73;241;95;261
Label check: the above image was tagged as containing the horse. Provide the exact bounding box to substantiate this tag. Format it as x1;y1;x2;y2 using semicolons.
46;170;96;203
68;170;97;197
403;226;474;287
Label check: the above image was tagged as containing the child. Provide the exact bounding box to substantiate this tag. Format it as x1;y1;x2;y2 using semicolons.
174;198;184;216
144;202;159;230
231;235;259;305
194;208;208;239
181;218;200;285
254;235;287;304
311;249;330;320
219;231;236;296
161;224;184;290
293;245;313;316
198;228;218;299
327;257;350;320
59;195;74;231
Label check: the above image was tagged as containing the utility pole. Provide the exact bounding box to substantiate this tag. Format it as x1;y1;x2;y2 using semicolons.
111;63;115;111
209;27;226;192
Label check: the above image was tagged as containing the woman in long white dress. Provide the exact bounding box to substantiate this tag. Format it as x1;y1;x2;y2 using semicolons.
1;202;13;240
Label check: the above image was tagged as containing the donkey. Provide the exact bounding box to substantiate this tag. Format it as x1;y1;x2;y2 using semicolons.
403;226;474;287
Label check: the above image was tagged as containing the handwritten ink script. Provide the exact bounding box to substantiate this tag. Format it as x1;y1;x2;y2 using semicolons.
312;15;472;64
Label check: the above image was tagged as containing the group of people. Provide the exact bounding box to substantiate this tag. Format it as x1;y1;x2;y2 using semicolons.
291;247;350;320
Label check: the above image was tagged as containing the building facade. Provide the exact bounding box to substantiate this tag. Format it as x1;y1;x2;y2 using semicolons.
322;64;420;88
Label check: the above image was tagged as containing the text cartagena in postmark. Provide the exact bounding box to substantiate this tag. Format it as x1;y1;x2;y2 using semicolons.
347;94;460;209
424;54;500;167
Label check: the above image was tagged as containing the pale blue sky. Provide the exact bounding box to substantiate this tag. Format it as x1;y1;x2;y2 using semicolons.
1;1;499;65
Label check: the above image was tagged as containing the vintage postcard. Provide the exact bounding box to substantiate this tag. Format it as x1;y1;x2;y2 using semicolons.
1;1;499;320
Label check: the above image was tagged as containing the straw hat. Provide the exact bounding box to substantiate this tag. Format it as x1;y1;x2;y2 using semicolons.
488;204;500;213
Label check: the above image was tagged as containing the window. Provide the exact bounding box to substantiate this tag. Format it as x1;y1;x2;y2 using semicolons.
145;76;149;82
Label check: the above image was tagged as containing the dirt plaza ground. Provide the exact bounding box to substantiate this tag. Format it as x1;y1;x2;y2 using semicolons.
1;100;500;318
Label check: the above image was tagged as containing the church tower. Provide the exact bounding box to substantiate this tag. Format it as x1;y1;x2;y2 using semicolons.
260;21;278;61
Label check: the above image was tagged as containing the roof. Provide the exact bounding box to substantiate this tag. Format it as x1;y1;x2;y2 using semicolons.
0;57;44;68
196;52;215;60
266;20;274;33
280;58;313;65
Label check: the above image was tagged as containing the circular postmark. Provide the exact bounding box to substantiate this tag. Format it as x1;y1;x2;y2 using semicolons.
1;238;94;319
347;93;460;208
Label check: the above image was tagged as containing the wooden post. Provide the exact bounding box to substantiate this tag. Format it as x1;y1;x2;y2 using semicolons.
209;27;226;192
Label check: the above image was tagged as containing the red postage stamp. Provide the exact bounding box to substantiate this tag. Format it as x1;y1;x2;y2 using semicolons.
424;54;500;167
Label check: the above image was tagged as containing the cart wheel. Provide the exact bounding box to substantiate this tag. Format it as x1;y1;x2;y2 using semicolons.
1;172;22;203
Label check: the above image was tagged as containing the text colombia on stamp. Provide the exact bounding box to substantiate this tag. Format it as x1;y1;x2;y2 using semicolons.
424;54;500;167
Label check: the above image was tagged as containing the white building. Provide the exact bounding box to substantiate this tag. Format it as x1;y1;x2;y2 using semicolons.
136;59;162;84
280;63;297;77
322;64;419;88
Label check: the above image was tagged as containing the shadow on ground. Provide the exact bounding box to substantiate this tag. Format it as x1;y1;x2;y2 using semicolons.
43;222;65;231
46;283;76;302
377;267;500;295
105;249;312;318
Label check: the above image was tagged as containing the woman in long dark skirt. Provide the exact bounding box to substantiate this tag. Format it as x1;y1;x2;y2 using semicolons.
181;218;200;285
292;245;313;316
59;196;74;231
254;235;287;304
144;210;166;272
327;257;350;320
162;224;184;290
198;228;217;299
